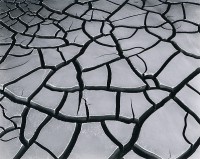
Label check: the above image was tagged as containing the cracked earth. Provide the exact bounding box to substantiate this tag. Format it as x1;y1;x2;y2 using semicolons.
0;0;200;158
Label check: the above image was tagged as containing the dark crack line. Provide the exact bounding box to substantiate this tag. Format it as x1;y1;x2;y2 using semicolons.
35;141;58;159
115;91;121;119
101;121;124;152
73;60;84;115
183;112;193;146
59;123;82;159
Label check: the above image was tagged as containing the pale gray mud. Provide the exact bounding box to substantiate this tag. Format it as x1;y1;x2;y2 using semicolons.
0;0;200;159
